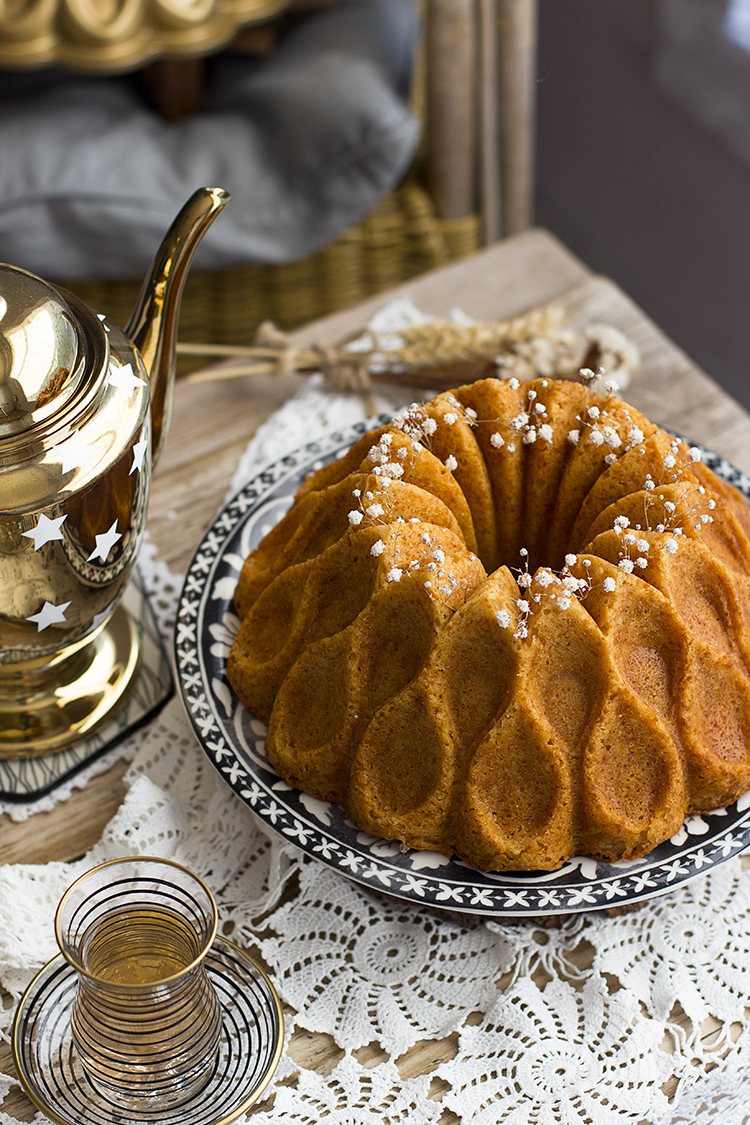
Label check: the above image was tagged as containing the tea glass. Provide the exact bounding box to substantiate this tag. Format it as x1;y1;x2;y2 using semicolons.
54;856;223;1109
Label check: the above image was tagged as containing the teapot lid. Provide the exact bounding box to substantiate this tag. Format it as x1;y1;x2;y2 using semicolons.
0;264;97;439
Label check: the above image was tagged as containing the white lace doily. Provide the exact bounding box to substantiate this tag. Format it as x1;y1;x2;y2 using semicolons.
2;368;750;1125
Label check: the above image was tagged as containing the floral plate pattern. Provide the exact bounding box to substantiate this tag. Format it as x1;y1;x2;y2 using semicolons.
174;421;750;917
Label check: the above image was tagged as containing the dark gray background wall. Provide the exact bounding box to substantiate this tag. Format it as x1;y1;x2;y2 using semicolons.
535;0;750;412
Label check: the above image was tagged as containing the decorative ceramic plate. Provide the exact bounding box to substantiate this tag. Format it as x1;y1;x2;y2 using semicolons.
175;421;750;917
12;939;283;1125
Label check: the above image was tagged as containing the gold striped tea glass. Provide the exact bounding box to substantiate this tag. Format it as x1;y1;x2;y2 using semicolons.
54;857;223;1109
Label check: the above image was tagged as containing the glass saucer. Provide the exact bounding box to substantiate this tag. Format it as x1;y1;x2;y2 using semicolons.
12;938;284;1125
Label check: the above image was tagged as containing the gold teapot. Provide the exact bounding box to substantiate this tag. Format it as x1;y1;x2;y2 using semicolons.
0;186;230;756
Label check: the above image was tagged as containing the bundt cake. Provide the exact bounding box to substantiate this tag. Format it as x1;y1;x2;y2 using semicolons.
227;375;750;872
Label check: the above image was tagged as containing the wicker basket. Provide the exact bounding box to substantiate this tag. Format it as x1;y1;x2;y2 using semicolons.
59;181;481;353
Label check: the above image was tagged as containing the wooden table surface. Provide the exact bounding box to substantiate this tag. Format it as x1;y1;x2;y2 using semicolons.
2;227;750;1119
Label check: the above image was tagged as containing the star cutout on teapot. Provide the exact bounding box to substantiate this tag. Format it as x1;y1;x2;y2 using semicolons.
26;600;71;631
87;521;122;563
107;361;147;399
53;431;97;474
22;513;67;550
92;603;116;630
130;434;149;475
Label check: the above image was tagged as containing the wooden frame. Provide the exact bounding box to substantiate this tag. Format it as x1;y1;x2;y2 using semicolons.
425;0;537;243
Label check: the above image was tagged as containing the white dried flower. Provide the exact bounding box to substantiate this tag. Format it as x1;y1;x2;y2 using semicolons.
490;432;505;449
565;554;578;566
539;424;554;442
605;454;617;466
536;570;554;588
496;609;511;629
348;510;363;525
636;538;649;553
432;549;445;564
627;426;644;448
422;417;437;435
588;429;604;446
614;515;630;530
689;447;702;462
366;503;384;517
523;428;537;445
517;599;530;613
567;429;580;445
663;538;679;554
663;454;676;469
445;455;458;471
370;539;385;556
387;567;403;582
602;577;616;592
508;378;520;390
511;412;529;431
587;406;601;420
602;426;621;449
444;412;458;425
618;558;635;573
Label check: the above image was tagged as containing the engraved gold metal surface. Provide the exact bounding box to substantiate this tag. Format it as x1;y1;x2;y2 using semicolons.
0;603;140;756
0;0;292;71
0;186;230;757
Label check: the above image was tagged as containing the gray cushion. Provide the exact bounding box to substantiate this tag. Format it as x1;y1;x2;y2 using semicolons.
0;0;420;280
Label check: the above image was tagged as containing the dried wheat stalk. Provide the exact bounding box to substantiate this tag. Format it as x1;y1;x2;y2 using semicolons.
178;303;639;394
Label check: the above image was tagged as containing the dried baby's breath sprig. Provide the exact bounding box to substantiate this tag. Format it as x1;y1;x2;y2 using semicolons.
346;484;477;610
496;547;603;640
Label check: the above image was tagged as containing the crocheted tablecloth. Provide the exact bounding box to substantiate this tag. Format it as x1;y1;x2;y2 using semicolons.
1;373;750;1125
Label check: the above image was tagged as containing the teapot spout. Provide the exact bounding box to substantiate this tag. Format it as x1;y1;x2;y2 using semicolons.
125;187;230;467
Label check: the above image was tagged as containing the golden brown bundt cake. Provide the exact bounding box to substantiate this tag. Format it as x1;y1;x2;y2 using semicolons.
228;376;750;871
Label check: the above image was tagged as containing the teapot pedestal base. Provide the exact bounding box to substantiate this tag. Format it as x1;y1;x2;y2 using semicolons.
0;608;141;758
